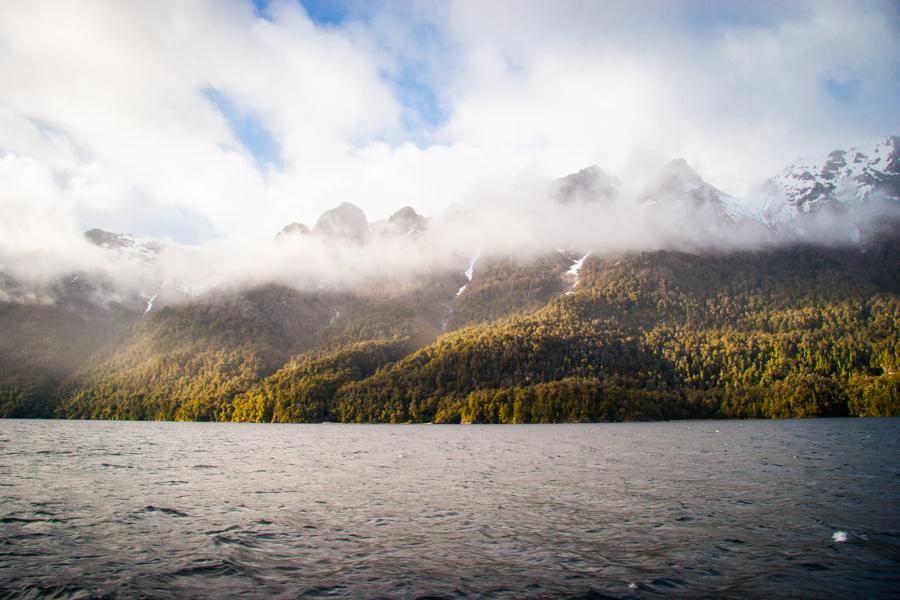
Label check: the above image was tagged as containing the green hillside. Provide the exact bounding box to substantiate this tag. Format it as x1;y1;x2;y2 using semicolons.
2;240;897;422
446;253;572;329
332;244;898;423
0;276;141;417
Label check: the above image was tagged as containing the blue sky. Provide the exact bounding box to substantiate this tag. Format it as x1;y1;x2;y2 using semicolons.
255;0;351;25
203;87;284;172
248;0;450;156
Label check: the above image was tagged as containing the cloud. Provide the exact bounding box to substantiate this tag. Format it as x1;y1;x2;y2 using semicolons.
438;0;900;195
0;0;897;292
0;0;400;239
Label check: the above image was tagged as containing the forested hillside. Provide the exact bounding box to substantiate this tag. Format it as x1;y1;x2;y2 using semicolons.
51;271;471;421
331;243;898;422
11;238;894;422
445;253;572;329
0;276;142;417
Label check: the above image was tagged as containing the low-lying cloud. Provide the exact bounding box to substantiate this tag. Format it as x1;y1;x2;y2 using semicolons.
0;0;897;301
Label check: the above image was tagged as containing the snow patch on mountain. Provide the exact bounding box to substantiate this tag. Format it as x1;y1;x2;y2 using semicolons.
565;253;590;295
456;253;479;297
141;291;158;315
638;158;757;224
84;229;164;262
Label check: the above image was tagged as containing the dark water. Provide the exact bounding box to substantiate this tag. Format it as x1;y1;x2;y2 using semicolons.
0;419;898;599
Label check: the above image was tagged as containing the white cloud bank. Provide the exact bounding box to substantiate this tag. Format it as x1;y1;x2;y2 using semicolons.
0;0;897;288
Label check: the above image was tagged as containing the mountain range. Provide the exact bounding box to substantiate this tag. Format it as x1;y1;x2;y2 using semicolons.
1;137;897;421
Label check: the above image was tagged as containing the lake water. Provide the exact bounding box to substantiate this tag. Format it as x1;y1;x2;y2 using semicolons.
0;419;898;599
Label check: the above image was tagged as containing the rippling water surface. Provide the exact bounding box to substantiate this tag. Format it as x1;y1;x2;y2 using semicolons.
0;419;898;599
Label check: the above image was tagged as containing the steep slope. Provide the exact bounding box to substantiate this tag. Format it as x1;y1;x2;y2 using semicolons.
317;271;465;349
56;285;337;420
445;252;572;330
276;222;310;238
313;201;369;243
12;238;900;422
380;206;428;237
333;239;899;423
759;136;900;229
4;140;900;423
83;228;165;261
230;337;413;423
0;274;143;416
554;165;621;205
640;158;752;222
52;268;467;420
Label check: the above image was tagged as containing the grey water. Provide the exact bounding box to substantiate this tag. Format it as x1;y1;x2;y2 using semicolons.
0;419;898;599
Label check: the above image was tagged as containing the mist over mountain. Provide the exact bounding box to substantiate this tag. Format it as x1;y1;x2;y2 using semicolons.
554;166;621;205
1;136;898;421
2;136;897;306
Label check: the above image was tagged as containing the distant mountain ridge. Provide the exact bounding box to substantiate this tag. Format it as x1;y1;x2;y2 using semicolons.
1;136;898;421
79;135;900;273
555;136;899;232
83;228;165;261
68;134;900;318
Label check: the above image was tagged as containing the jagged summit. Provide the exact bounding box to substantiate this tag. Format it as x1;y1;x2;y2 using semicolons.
554;165;620;204
639;158;749;221
643;158;714;206
84;228;163;260
276;222;310;238
760;136;900;227
313;202;369;243
386;206;427;236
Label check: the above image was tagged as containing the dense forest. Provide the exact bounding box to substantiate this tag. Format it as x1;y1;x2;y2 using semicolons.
1;239;898;422
329;246;898;422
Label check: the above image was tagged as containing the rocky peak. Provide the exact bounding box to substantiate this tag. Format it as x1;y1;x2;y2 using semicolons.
386;206;427;236
639;159;744;220
760;135;900;227
84;228;163;260
276;222;310;238
313;202;369;243
555;165;620;204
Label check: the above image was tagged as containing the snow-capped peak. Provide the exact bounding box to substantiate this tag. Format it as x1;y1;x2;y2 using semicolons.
639;159;748;221
84;228;164;262
758;136;899;227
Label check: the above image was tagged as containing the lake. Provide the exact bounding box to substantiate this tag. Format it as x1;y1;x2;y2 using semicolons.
0;419;898;598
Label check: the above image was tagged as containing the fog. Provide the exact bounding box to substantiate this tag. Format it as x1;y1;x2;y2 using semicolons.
2;157;896;307
0;1;897;304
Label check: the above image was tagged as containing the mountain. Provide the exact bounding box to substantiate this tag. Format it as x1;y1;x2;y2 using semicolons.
56;285;338;421
53;269;466;420
384;206;427;236
313;201;369;243
0;273;143;416
1;138;899;421
84;228;164;261
305;239;900;423
9;236;895;422
639;158;751;222
276;222;310;238
759;136;900;229
445;253;572;330
554;165;621;204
